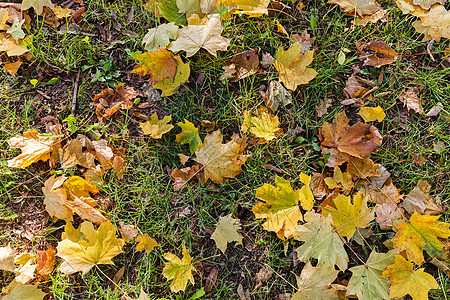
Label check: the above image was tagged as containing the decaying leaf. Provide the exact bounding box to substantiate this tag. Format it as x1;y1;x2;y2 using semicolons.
382;255;438;299
323;192;374;239
358;106;386;122
152;55;190;96
319;111;383;159
413;6;450;42
162;245;196;292
294;211;349;271
357;41;398;68
7;129;58;168
35;245;56;276
136;233;159;254
176;119;202;154
0;245;15;272
142;22;179;52
2;280;46;300
261;80;293;112
57;221;125;275
241;109;280;142
132;48;178;84
253;177;303;239
342;74;368;107
346;249;397;299
21;0;55;15
291;261;340;300
194;130;247;183
391;212;450;264
171;164;201;190
211;214;243;253
119;222;139;242
402;180;441;215
3;60;22;76
399;88;424;114
346;156;381;180
92;84;138;121
274;42;317;91
327;0;381;17
221;49;261;81
169;17;230;57
140;113;174;138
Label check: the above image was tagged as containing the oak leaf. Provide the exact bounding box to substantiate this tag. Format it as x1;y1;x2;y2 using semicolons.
252;177;303;239
57;221;125;275
323;191;374;239
274;42;317;91
291;261;340;300
346;249;397;299
194;130;247;183
241;110;280;142
162;245;195;292
391;212;450;264
152;55;190;96
92;83;138;121
176;119;202;154
211;214;243;253
7;129;58;168
132;48;178;84
327;0;381;17
136;234;159;254
382;255;438;299
319;111;383;158
21;0;55;15
2;280;46;300
142;22;178;52
233;0;270;17
294;211;348;271
140;113;174;138
169;17;230;57
358;106;386;122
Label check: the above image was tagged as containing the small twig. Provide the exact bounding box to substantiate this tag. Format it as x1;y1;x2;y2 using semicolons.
427;38;435;62
71;70;81;115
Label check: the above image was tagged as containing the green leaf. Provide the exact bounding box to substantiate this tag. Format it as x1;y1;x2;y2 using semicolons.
176;119;202;154
158;0;187;25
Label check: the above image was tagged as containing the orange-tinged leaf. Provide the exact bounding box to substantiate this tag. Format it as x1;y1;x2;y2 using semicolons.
274;42;317;91
92;83;138;121
391;212;450;264
162;245;196;292
358;41;398;68
402;180;442;215
54;5;72;18
57;221;125;275
36;245;56;276
132;48;178;84
241;110;280;142
140;113;174;138
358;106;386;122
194;130;247;183
3;60;22;76
152;55;190;96
252;177;303;239
71;196;107;224
323;191;374;239
382;255;438;300
0;35;30;56
170;164;201;190
136;233;159;254
346;156;381;180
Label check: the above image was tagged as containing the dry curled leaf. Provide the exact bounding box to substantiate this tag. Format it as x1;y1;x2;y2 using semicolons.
221;49;261;81
357;41;398;68
399;88;424;114
92;83;137;122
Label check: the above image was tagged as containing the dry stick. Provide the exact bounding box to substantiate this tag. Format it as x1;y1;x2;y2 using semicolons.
361;86;379;99
71;70;81;115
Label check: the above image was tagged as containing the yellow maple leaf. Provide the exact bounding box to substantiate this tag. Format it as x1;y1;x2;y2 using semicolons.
413;5;450;42
327;0;381;17
54;5;72;19
140;113;174;138
323;191;374;239
176;119;202;154
132;48;178;84
299;173;314;211
382;255;438;300
7;129;58;168
233;0;270;17
2;280;46;300
0;9;9;31
168;17;230;57
357;106;386;122
42;175;73;221
162;245;196;292
0;35;30;56
21;0;55;15
136;234;159;254
391;212;450;264
152;55;190;96
211;214;243;253
253;177;303;239
241;110;280;142
324;165;354;194
57;221;125;275
194;130;247;183
273;42;317;91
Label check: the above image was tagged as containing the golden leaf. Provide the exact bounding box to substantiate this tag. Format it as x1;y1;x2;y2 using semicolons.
241;110;280;142
233;0;270;17
162;245;195;292
140;113;174;139
132;48;178;84
327;0;381;17
136;234;159;254
358;106;386;122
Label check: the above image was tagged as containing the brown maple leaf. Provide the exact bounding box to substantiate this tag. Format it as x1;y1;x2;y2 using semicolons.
92;84;138;121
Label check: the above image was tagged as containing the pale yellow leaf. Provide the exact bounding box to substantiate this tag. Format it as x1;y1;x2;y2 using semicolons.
140;113;174;138
211;214;243;253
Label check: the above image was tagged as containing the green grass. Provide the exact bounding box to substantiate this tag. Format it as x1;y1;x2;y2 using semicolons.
1;0;450;298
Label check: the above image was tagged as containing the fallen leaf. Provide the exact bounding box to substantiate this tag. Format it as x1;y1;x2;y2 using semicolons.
2;280;46;300
299;173;314;211
294;211;349;271
221;49;261;81
21;0;55;15
402;180;442;215
391;212;450;264
358;106;386;122
169;17;230;57
413;5;450;42
342;74;367;106
136;233;159;254
57;221;125;275
176;0;201;17
3;60;22;76
171;164;201;190
261;80;293;112
241;110;280;142
0;35;30;56
54;5;72;19
346;249;397;299
323;191;374;239
324;165;354;195
254;266;273;290
382;255;438;299
35;245;56;276
399;88;424;114
140;113;174;138
425;101;442;117
357;41;398;68
211;214;243;253
162;245;196;292
291;261;340;300
233;0;270;17
413;0;445;9
319;111;383;158
158;0;187;24
7;129;58;168
316;98;332;118
176;119;202;154
194;130;247;183
14;253;36;283
274;42;317;91
42;175;73;221
354;9;386;26
276;20;288;36
142;22;178;52
92;83;138;121
201;120;215;132
61;139;95;169
327;0;381;17
132;48;178;84
253;176;303;239
346;156;381;180
0;245;15;272
152;55;190;96
119;222;139;242
204;267;218;292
